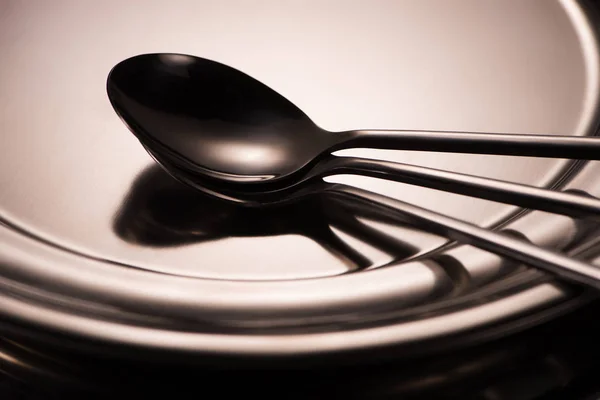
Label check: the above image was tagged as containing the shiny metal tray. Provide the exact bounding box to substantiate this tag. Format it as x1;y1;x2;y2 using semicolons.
1;0;600;363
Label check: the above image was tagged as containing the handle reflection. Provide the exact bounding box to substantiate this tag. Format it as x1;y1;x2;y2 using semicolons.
113;165;419;271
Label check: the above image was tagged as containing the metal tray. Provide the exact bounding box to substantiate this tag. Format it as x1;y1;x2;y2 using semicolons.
1;0;600;364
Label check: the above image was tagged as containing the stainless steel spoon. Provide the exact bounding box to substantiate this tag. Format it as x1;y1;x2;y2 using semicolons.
106;53;600;187
107;53;600;289
107;53;600;218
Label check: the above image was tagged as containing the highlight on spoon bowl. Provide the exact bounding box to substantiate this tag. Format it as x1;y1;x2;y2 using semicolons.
107;53;328;184
107;53;600;188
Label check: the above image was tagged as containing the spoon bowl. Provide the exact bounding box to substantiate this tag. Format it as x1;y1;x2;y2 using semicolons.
107;53;335;184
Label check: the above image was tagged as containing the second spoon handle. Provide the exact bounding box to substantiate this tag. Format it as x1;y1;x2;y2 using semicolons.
324;183;600;289
340;130;600;159
317;156;600;220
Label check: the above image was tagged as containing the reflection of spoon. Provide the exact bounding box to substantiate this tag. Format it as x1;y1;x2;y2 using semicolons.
107;53;600;290
114;165;419;270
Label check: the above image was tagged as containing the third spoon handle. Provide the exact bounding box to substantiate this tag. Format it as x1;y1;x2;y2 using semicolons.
325;183;600;289
340;130;600;159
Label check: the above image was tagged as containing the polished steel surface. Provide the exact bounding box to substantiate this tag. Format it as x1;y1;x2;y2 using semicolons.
109;53;600;217
0;0;600;360
0;0;593;280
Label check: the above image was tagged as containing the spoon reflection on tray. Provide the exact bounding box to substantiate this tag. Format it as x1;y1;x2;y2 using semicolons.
113;165;420;271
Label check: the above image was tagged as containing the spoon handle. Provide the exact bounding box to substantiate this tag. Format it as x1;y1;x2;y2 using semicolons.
325;183;600;289
318;156;600;220
341;130;600;159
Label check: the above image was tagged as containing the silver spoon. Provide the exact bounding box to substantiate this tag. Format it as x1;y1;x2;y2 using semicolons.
107;53;600;187
106;53;600;219
107;53;600;289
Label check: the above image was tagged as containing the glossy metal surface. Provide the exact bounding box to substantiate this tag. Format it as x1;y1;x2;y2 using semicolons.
1;0;600;361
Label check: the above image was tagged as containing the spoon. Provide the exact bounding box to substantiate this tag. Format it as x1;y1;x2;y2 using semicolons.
107;53;600;188
107;54;600;218
107;53;600;289
107;53;600;220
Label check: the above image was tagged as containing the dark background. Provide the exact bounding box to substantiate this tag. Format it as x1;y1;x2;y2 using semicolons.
3;298;600;400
